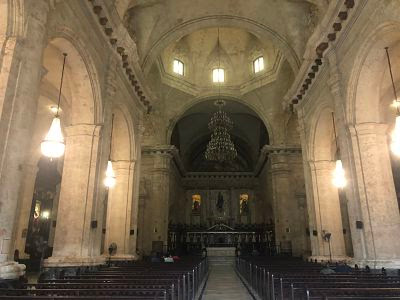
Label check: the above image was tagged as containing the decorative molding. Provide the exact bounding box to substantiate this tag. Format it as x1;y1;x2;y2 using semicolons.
283;0;356;110
85;0;152;113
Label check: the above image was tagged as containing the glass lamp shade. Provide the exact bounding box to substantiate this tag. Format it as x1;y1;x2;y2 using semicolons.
41;117;65;158
332;159;347;188
104;160;116;188
391;115;400;156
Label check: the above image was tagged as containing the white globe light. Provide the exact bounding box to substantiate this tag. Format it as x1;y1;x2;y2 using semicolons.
391;115;400;156
41;117;65;158
332;159;346;188
104;160;116;188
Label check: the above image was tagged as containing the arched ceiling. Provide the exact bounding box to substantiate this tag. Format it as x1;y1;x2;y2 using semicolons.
113;0;326;147
121;0;328;74
159;27;282;95
171;99;268;172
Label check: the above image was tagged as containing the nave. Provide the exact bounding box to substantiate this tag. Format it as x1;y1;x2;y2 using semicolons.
2;0;400;299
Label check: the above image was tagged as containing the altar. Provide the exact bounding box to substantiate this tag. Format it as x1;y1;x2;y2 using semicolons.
206;247;235;257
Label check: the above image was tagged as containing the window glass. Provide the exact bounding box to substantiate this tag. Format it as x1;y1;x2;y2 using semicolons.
173;59;184;75
213;68;224;83
254;56;264;73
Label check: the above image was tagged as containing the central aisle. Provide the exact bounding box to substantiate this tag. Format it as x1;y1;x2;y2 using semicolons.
202;265;253;300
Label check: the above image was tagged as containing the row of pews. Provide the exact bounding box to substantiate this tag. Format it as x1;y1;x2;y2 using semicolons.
0;257;208;299
236;257;400;299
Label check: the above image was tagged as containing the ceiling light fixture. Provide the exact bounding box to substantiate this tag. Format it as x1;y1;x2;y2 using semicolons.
104;114;116;188
41;53;67;159
331;112;346;188
385;47;400;156
205;28;237;162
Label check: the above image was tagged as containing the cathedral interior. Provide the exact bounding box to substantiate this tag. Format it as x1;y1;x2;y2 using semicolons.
1;0;400;299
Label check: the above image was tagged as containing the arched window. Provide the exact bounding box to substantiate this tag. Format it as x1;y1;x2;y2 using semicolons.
173;59;184;75
213;68;224;83
253;56;264;73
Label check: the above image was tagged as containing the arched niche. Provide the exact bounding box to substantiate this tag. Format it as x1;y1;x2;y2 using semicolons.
347;22;400;126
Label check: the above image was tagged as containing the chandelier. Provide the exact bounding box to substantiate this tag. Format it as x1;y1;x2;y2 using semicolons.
41;53;67;159
205;100;237;162
385;47;400;156
331;112;346;188
104;114;116;188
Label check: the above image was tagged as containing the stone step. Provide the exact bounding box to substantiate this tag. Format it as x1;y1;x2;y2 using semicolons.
208;256;236;266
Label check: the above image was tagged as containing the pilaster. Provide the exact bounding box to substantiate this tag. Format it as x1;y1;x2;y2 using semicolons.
308;160;347;261
104;160;136;260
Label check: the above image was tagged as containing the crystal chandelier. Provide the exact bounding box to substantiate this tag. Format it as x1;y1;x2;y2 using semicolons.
205;100;237;162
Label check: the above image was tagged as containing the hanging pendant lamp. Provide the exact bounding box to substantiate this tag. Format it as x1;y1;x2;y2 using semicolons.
331;113;347;188
41;53;67;158
385;47;400;156
104;114;116;188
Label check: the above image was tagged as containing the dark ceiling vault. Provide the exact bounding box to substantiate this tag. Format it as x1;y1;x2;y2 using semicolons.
171;99;268;172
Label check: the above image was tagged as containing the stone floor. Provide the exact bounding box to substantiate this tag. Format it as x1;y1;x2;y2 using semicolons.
202;265;253;300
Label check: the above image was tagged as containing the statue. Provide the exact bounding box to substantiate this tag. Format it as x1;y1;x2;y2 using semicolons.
192;194;201;214
216;192;224;211
240;194;249;215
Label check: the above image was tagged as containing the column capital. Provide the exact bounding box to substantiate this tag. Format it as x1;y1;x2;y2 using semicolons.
65;124;102;137
261;144;302;156
353;123;388;137
113;160;135;176
309;160;335;171
142;145;177;157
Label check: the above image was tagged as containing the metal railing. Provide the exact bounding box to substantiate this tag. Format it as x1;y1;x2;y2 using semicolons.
236;257;272;300
176;257;209;300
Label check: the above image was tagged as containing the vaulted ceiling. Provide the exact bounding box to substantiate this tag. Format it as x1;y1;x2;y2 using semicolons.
111;0;327;155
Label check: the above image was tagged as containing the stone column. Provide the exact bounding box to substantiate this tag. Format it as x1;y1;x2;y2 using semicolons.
327;53;364;262
0;0;49;279
104;160;135;260
129;124;144;257
140;146;174;254
13;163;38;259
350;123;400;267
268;147;306;257
44;124;105;267
308;160;347;261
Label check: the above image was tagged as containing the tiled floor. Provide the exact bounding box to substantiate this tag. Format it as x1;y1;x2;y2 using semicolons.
202;265;252;300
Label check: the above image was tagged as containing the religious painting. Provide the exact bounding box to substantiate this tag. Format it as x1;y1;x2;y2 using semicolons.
216;192;224;212
240;194;249;215
192;194;201;214
34;201;41;220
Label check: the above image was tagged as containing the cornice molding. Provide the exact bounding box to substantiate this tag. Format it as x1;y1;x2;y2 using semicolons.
85;0;152;113
282;0;357;110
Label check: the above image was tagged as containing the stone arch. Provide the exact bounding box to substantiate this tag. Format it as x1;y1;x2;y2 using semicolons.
311;107;336;162
307;102;335;162
346;22;400;125
47;27;103;124
141;15;301;76
166;95;274;145
111;105;136;161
